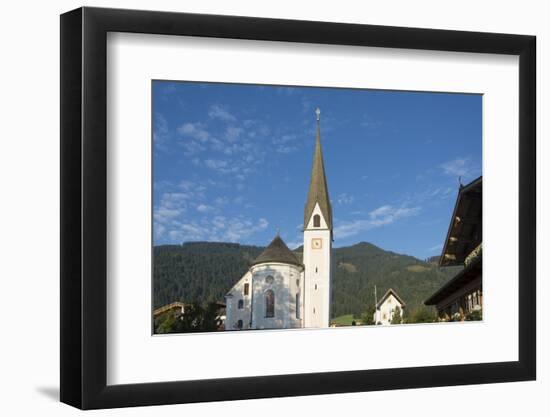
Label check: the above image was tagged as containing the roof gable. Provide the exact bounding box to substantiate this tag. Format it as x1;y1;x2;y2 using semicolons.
440;176;482;266
377;288;406;309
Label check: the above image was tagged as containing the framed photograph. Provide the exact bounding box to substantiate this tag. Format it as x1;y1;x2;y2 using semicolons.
60;6;536;410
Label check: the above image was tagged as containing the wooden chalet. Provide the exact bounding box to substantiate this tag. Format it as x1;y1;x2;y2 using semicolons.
425;176;482;320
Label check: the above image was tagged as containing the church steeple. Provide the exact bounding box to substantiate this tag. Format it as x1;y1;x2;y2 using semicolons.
304;108;332;230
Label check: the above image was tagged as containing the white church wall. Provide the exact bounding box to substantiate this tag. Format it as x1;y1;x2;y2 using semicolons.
250;263;303;330
303;203;332;328
225;271;252;330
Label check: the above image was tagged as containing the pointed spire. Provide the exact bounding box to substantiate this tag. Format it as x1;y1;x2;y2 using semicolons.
304;108;332;230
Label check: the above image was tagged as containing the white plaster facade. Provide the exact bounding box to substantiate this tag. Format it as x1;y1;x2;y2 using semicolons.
303;203;332;328
374;290;405;325
225;262;305;330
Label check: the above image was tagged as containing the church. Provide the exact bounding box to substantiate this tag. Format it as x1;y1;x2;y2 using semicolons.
224;108;333;330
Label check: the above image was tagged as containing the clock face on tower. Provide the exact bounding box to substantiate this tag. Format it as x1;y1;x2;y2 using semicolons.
311;238;323;249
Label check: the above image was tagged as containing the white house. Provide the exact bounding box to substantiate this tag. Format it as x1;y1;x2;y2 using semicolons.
374;288;406;325
225;108;333;330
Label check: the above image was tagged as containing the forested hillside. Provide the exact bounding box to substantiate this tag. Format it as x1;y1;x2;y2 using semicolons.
153;241;458;318
328;242;456;317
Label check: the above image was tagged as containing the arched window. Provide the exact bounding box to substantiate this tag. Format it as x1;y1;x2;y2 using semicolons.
244;283;249;296
313;214;321;227
237;319;243;329
265;289;275;318
238;299;244;309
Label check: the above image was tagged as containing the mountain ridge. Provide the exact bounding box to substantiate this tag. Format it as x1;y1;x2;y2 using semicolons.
153;241;457;318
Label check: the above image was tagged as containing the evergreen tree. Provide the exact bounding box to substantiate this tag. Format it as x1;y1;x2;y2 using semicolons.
391;306;402;324
408;306;436;323
154;302;222;334
361;305;376;326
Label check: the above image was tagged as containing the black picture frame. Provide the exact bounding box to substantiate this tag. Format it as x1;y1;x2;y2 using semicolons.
60;6;536;410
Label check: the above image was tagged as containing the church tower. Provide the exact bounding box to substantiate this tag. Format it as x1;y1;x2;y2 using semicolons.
303;108;332;328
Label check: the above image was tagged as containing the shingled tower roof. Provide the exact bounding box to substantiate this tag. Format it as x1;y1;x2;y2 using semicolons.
252;235;302;267
304;108;332;230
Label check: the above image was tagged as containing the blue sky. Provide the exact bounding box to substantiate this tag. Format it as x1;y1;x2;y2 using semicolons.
153;81;481;259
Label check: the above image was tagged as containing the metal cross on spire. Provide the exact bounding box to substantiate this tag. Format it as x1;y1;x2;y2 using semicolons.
315;107;321;121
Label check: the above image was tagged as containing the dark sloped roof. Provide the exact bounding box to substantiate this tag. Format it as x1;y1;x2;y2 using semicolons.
425;254;482;305
440;176;482;267
376;288;406;309
251;235;303;267
304;121;332;230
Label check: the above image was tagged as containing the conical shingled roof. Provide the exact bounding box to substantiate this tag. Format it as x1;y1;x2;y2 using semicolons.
304;118;332;230
251;235;302;267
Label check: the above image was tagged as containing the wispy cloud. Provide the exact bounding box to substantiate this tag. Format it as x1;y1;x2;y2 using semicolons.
174;107;273;181
204;159;241;175
214;196;229;206
336;193;354;205
208;104;237;122
177;122;216;156
334;204;421;240
225;126;243;142
153;180;211;239
276;145;298;154
273;134;298;145
167;216;269;243
196;204;214;213
153;192;189;233
406;186;455;205
153;113;170;150
440;157;480;179
153;175;268;244
204;159;228;170
178;122;211;142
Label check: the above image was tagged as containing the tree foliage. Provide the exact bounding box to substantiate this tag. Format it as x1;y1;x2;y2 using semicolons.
408;306;437;323
154;301;222;334
361;305;376;326
153;241;459;322
153;242;262;309
391;306;402;324
465;308;482;321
